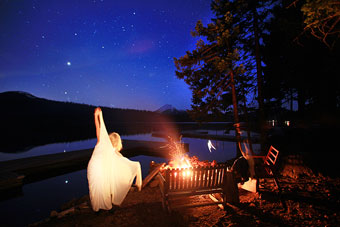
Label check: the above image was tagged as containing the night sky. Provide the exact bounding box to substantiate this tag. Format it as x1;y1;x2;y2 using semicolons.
0;0;213;111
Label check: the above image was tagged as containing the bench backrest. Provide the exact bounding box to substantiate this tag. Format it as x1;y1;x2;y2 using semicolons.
264;146;279;166
164;164;228;192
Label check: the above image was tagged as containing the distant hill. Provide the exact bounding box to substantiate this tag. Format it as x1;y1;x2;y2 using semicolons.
155;104;178;113
0;91;169;121
155;104;192;121
0;91;171;152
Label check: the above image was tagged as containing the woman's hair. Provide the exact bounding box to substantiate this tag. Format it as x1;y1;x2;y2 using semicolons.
109;132;123;152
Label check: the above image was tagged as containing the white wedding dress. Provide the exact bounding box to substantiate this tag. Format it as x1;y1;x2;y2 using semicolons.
87;111;142;211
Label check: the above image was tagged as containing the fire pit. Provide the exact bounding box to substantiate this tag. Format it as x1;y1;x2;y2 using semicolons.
156;136;238;212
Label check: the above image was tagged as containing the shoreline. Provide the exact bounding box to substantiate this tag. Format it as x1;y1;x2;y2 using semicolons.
0;140;188;195
30;155;340;227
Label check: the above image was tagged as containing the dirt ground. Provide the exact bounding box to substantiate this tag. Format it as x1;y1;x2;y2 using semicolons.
31;155;340;227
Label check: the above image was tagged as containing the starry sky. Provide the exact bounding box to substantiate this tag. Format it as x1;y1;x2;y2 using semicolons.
0;0;213;111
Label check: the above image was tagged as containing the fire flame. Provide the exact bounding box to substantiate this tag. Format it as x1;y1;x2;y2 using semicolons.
168;155;192;169
162;135;192;170
165;155;193;177
161;135;217;177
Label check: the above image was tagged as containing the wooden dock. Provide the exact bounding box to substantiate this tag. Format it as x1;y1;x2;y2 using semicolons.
152;132;259;143
0;139;188;194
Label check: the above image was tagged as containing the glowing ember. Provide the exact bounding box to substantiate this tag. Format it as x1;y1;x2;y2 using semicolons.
168;155;192;169
163;155;216;170
161;135;217;174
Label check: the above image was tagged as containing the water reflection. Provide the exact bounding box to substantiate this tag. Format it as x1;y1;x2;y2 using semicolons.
0;134;166;162
0;170;89;226
0;155;171;227
0;134;249;164
0;139;97;162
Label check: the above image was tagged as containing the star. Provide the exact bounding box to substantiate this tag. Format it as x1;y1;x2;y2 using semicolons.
0;0;209;111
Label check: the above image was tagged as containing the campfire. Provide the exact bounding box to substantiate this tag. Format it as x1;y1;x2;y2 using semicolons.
161;136;217;167
154;136;233;212
159;136;217;176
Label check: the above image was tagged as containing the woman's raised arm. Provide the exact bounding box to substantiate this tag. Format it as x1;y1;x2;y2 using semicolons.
94;107;101;142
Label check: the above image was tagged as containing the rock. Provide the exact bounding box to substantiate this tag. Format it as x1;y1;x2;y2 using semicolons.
50;210;58;217
57;207;75;218
189;215;199;222
78;202;90;209
281;163;314;179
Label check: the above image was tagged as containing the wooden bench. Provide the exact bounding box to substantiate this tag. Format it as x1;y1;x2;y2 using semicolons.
252;145;281;192
157;163;238;212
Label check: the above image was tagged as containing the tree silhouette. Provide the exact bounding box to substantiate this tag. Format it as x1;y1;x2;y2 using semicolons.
262;1;340;126
289;0;340;49
174;0;254;155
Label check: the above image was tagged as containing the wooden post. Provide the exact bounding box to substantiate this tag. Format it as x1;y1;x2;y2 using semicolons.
224;170;239;204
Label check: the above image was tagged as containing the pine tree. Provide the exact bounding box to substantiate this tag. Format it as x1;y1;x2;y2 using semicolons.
289;0;340;49
226;0;275;151
262;0;340;126
210;0;276;152
174;0;251;156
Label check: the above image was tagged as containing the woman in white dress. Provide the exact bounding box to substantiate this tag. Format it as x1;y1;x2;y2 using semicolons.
87;107;142;211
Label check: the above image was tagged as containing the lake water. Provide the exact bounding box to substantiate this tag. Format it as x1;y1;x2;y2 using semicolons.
0;129;259;226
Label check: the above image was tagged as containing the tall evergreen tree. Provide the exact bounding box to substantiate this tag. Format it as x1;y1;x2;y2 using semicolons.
262;1;340;126
228;0;275;151
174;0;250;156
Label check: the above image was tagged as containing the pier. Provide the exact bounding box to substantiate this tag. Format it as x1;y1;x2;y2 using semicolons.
152;132;259;143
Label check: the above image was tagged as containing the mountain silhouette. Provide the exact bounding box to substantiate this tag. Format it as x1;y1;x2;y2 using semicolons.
155;104;178;113
0;91;169;152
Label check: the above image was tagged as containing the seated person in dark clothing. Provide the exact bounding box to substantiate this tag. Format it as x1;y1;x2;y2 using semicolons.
232;156;249;184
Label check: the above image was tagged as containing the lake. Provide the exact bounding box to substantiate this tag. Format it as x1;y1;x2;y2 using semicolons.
0;127;259;226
